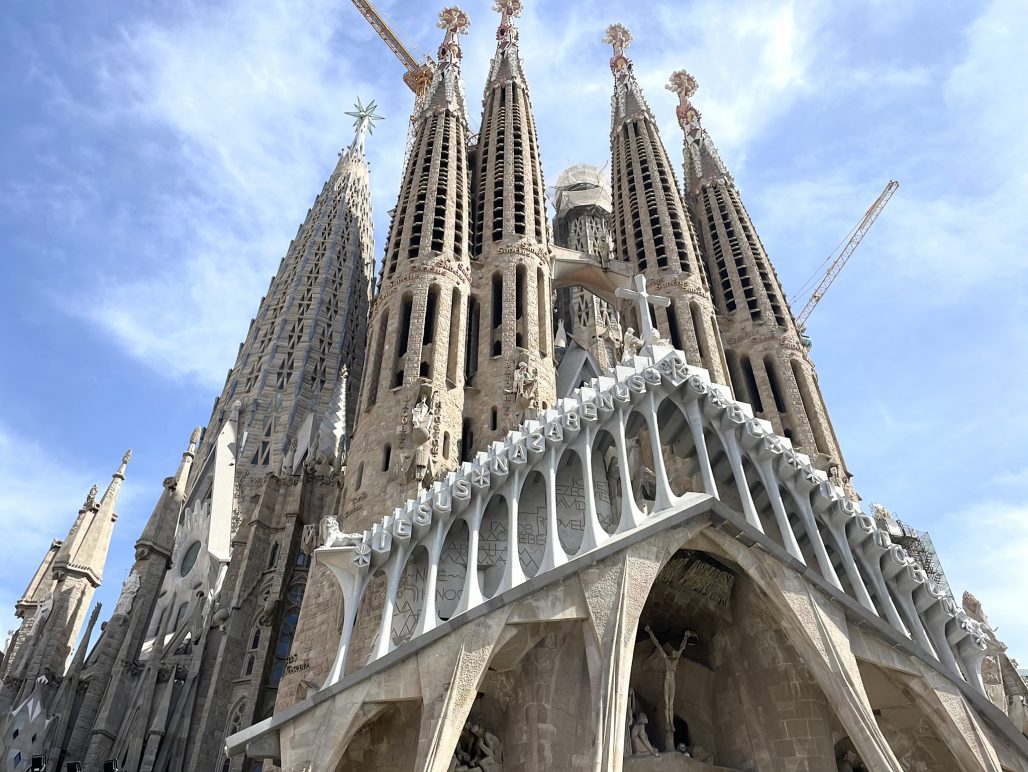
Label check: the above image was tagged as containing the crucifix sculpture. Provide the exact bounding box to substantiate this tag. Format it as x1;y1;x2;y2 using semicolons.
645;624;698;752
616;274;670;354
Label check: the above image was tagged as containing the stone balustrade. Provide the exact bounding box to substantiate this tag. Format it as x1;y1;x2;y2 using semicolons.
315;343;988;693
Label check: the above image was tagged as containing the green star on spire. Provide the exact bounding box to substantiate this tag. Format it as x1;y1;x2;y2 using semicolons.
345;98;384;135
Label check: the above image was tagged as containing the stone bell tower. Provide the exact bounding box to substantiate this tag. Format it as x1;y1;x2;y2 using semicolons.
343;6;474;532
605;25;730;386
465;0;556;453
668;70;852;488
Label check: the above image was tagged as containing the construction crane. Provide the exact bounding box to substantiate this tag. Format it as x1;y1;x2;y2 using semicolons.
351;0;436;158
793;180;899;332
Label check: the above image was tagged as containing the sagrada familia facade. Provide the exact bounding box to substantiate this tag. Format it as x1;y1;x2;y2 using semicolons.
3;3;1027;772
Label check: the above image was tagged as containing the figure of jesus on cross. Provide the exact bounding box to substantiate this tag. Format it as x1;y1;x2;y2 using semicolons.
616;274;670;359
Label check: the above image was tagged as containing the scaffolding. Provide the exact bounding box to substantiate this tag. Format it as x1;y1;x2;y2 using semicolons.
872;503;951;596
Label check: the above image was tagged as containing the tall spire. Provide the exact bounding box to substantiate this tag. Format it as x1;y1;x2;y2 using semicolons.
189;79;377;481
669;68;853;490
53;450;130;587
465;0;556;450
136;428;198;562
422;6;471;116
346;6;475;530
604;24;730;386
667;70;730;195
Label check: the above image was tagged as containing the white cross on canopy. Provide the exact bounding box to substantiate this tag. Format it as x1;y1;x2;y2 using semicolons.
615;274;670;344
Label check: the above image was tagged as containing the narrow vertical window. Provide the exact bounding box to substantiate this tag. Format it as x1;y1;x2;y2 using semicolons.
446;288;461;387
740;355;764;413
791;360;829;455
368;310;388;408
690;302;714;374
382;444;392;472
394;294;413;387
491;273;503;356
515;265;527;349
764;357;787;414
465;296;480;380
537;267;549;358
666;303;683;351
421;285;440;379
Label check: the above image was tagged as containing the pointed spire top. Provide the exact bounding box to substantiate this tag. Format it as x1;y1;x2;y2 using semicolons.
667;69;701;129
604;23;634;79
83;484;99;512
494;0;522;49
438;6;471;69
343;98;384;156
605;24;654;126
54;450;127;587
667;68;731;190
114;449;132;480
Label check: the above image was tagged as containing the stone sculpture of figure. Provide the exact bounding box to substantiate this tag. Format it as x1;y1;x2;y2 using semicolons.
409;395;436;486
646;327;668;349
321;516;361;549
603;324;623;363
84;484;99;510
471;722;503;771
621;327;643;362
280;437;297;475
836;749;860;772
300;523;319;556
114;570;141;616
630;712;660;758
506;360;538;401
645;624;698;752
451;719;503;772
411;396;434;443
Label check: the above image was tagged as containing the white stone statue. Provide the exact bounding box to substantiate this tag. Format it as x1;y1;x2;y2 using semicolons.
411;396;434;444
411;442;436;488
629;711;660;758
621;327;643;362
645;624;697;752
321;516;361;549
114;570;141;616
646;326;669;349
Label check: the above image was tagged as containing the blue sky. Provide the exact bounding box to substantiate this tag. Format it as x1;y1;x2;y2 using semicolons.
2;0;1027;664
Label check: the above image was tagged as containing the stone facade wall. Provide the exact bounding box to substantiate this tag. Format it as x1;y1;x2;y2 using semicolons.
712;577;838;770
335;702;422;772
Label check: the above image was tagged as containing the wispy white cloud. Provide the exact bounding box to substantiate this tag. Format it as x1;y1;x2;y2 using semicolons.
934;499;1028;658
0;426;110;642
34;0;391;387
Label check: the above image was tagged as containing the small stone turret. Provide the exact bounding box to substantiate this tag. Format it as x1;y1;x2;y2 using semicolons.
73;429;197;766
604;25;730;385
668;70;852;489
0;538;62;683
